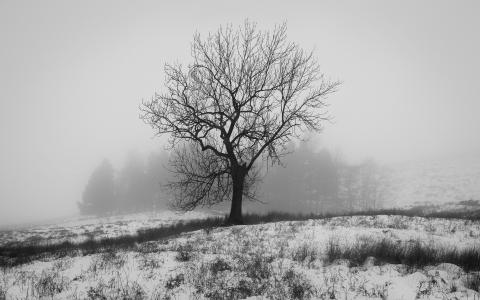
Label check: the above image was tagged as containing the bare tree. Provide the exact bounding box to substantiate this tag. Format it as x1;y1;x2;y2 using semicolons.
141;21;340;224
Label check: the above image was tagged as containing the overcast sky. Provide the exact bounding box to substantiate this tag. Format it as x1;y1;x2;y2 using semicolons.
1;0;479;225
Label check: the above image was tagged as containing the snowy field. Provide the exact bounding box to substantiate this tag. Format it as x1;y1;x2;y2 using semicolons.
386;155;480;208
1;214;480;299
0;210;216;247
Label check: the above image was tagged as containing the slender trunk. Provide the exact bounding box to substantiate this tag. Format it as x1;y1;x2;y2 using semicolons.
228;166;247;225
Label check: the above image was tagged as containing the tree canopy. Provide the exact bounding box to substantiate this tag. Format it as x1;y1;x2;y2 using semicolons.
78;159;116;215
141;21;340;224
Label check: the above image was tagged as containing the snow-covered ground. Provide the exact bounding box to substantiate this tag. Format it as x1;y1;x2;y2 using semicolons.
386;154;480;208
1;214;479;299
0;210;217;247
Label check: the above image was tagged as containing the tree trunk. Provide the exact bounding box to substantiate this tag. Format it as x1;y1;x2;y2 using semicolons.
228;166;247;225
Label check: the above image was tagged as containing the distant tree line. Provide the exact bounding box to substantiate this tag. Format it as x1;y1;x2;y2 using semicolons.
249;142;391;214
78;151;171;215
79;143;390;216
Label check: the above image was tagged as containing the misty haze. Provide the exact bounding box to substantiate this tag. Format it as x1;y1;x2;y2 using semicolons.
1;1;480;299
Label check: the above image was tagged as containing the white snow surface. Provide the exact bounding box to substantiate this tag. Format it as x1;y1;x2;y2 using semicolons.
0;210;216;247
1;214;480;299
386;155;480;207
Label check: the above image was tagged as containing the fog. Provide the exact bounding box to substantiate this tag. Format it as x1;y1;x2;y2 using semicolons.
1;0;479;226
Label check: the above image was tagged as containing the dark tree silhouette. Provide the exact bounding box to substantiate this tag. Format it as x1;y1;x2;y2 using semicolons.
141;21;340;224
78;159;116;215
116;151;151;212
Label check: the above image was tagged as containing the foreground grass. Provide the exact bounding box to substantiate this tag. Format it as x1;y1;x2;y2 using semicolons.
2;212;480;299
1;208;480;268
326;236;480;272
0;216;225;267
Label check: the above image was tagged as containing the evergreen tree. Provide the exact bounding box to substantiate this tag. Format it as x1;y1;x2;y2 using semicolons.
117;151;157;212
78;159;116;215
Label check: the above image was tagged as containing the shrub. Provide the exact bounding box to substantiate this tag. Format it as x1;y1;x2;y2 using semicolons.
282;269;314;299
325;236;480;272
86;282;107;300
387;216;409;229
34;270;68;298
463;273;480;292
138;254;162;271
241;253;273;281
102;251;126;268
87;279;145;300
325;238;342;262
189;252;276;299
175;244;193;262
165;274;184;290
228;279;254;299
210;258;232;275
52;258;73;271
292;243;317;266
122;281;145;299
89;251;126;276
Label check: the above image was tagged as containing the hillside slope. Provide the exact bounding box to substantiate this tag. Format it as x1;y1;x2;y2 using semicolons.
1;215;479;299
386;154;480;208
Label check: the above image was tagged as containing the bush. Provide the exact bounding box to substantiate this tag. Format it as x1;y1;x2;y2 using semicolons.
325;236;480;272
210;258;232;274
387;216;409;229
188;252;276;299
325;238;342;262
175;244;193;262
241;253;273;281
87;279;145;300
228;279;254;299
282;269;314;299
89;251;126;275
165;274;184;290
35;270;68;298
463;273;480;292
86;283;107;300
137;254;162;271
292;243;318;266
